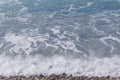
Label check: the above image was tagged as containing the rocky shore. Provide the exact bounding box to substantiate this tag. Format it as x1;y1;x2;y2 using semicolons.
0;73;120;80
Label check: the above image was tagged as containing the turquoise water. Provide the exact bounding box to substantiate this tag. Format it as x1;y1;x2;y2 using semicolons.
0;0;120;76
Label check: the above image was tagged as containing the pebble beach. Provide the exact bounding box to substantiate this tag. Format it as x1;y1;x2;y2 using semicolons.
0;74;120;80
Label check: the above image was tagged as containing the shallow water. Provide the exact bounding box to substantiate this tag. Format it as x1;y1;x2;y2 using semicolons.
0;0;120;77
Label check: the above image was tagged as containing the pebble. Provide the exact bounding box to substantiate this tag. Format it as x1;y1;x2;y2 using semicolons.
0;74;119;80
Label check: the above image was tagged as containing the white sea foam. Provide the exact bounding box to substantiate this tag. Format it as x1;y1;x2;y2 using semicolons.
50;26;60;34
0;0;120;77
0;0;13;4
0;54;120;77
78;2;93;9
3;31;49;55
0;0;20;5
1;31;120;77
100;35;120;45
3;30;82;55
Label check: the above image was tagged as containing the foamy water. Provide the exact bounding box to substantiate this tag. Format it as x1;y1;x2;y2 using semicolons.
0;0;120;77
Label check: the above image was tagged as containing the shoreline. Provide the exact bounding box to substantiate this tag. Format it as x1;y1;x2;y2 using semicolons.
0;73;120;80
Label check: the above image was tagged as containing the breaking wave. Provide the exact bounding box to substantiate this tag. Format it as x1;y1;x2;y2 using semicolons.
0;0;120;77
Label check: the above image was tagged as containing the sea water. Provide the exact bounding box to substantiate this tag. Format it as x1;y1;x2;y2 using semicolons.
0;0;120;77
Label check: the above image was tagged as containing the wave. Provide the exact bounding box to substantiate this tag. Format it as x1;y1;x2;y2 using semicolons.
0;54;120;77
0;0;120;77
